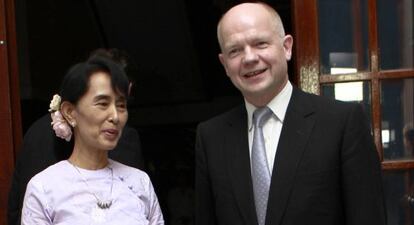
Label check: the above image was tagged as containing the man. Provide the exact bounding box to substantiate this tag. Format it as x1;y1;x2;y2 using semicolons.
196;2;386;225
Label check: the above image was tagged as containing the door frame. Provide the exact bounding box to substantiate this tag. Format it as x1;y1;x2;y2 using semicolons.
0;0;22;223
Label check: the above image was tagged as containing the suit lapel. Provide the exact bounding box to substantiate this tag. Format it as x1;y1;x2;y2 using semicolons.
266;88;316;225
225;106;258;225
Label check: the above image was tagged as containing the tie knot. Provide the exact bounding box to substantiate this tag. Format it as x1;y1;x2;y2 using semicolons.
253;107;272;128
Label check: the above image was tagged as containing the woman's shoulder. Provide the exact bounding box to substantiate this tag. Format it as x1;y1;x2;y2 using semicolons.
26;160;72;195
29;160;71;182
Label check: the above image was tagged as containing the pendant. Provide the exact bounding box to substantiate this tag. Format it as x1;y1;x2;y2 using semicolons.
97;200;112;209
91;205;107;223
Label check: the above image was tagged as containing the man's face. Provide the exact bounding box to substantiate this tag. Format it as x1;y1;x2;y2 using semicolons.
218;4;293;105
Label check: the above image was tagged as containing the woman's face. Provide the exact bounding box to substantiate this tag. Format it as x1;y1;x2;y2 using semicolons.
72;71;128;152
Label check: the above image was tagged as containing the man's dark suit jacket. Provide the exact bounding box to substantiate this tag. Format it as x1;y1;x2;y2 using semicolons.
196;87;386;225
7;114;144;225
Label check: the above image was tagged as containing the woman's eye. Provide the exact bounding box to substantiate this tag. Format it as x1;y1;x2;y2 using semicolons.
116;101;127;109
97;102;109;107
117;103;126;109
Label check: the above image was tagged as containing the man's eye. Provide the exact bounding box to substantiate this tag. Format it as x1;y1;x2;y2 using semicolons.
228;48;240;57
256;42;268;48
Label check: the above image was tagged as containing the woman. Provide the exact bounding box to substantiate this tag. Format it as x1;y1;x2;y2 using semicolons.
21;56;164;224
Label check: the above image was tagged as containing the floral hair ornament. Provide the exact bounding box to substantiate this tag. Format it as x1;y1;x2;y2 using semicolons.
49;94;72;142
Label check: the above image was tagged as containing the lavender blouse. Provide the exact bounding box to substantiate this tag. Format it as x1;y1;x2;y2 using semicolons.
21;159;164;225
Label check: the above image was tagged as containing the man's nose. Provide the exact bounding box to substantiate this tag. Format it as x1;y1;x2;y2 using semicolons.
242;47;259;65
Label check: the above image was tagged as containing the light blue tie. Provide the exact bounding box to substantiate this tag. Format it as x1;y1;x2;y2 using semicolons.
252;107;272;225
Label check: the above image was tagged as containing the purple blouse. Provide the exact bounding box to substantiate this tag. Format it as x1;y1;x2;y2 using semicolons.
22;159;164;225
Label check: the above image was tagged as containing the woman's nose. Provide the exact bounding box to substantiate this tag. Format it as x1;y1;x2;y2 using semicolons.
108;105;119;124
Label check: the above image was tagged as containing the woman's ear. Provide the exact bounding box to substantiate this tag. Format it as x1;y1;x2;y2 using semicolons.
61;101;77;127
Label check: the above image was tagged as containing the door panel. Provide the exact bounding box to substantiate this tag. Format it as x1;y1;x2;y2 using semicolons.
292;0;414;224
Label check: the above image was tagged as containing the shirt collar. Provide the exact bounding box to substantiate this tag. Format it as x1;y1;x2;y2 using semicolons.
245;81;293;131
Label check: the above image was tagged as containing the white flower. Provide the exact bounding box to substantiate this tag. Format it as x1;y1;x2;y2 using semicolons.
49;94;61;112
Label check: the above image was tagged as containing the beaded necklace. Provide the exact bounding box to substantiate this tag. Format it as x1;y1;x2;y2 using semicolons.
69;161;114;209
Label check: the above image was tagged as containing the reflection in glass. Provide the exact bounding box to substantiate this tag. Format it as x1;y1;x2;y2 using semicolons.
381;78;414;160
318;0;369;74
333;82;364;102
330;67;357;75
378;0;414;70
329;53;358;75
383;170;414;225
321;81;372;126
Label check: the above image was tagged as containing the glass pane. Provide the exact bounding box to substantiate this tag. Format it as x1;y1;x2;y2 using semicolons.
321;81;372;126
378;0;414;70
383;169;414;225
381;78;414;160
318;0;369;75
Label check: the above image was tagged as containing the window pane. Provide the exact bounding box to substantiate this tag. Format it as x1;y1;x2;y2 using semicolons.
381;78;414;160
321;81;372;126
383;169;414;225
378;0;414;70
318;0;369;75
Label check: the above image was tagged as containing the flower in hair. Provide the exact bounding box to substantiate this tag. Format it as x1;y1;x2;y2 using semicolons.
49;94;61;112
49;94;72;141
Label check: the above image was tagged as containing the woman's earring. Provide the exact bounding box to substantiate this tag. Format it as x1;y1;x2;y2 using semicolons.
70;121;76;128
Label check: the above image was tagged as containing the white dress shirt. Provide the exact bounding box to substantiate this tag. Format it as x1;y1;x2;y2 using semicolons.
245;81;293;175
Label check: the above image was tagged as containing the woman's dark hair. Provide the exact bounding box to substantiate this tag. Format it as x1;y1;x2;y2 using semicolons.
59;56;129;104
88;48;129;70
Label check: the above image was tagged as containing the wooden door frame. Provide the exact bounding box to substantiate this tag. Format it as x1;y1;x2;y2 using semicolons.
292;1;414;221
292;0;414;170
0;0;22;223
292;0;385;159
5;0;22;157
292;0;320;95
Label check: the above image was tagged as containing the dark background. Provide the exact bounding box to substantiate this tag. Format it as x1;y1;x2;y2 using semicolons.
15;0;291;224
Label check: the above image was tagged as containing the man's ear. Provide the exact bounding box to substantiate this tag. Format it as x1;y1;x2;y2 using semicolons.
218;53;230;77
283;34;293;61
61;101;76;127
